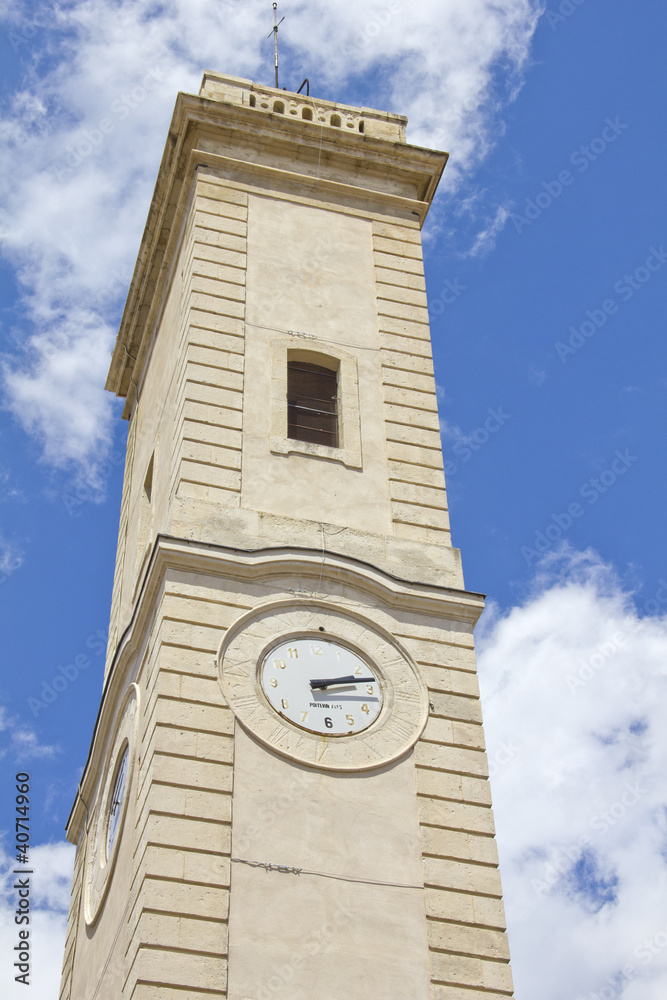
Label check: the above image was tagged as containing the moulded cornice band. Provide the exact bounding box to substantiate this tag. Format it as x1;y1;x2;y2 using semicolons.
112;144;434;416
107;89;446;404
65;532;484;840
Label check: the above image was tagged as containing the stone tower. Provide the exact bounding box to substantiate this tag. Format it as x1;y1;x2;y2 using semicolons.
59;72;514;1000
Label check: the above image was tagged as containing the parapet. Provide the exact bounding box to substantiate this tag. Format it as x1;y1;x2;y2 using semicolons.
199;70;408;142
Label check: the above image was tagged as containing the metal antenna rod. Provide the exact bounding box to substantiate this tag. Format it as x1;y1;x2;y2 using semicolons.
268;3;285;89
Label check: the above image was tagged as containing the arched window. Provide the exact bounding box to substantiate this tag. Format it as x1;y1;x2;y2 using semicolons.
287;360;338;447
273;100;285;114
330;114;341;128
302;107;313;121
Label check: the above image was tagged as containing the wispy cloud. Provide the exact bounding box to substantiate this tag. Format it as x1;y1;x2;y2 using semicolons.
463;204;512;257
0;531;24;583
0;840;73;997
0;0;541;480
478;545;667;999
0;705;58;759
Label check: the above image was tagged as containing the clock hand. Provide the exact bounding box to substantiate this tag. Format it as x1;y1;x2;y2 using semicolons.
310;674;376;689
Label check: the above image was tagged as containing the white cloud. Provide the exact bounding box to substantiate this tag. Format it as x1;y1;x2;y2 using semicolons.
478;546;667;1000
440;417;467;447
0;531;24;582
3;309;116;471
0;840;74;995
0;706;58;760
29;842;76;911
0;0;541;477
463;203;512;257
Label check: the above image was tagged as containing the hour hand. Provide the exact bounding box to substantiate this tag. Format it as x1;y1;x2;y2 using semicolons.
310;674;375;689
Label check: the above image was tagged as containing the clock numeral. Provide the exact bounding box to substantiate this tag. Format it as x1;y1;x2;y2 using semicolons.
361;703;369;715
346;714;354;727
366;685;374;695
300;711;308;722
287;647;299;658
309;644;323;655
281;698;289;710
269;677;278;688
273;658;287;669
354;665;363;675
324;716;333;729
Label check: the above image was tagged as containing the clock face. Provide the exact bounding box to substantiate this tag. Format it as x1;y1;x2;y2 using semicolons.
260;637;382;735
84;683;139;926
105;745;129;860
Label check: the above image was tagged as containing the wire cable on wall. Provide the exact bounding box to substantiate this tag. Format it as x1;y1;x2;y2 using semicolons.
231;856;423;891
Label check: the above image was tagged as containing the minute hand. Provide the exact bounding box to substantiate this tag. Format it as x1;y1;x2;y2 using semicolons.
310;675;376;690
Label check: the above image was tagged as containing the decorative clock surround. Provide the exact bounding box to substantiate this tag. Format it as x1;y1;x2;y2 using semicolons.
83;683;140;926
218;602;429;771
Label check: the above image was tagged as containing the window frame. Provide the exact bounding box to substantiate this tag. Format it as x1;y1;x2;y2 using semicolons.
270;339;362;469
287;359;339;448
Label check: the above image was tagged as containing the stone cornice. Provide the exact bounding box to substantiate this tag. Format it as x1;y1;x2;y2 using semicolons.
66;533;483;842
106;81;447;409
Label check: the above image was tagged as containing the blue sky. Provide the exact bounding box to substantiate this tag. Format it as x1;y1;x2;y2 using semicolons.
0;1;665;997
431;3;666;610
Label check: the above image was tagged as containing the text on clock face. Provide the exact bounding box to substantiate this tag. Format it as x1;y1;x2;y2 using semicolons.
260;637;383;736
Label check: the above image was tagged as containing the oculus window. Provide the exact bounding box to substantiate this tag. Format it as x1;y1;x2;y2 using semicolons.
287;361;338;448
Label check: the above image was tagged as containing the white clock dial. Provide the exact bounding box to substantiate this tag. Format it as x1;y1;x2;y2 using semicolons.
84;683;140;926
260;637;382;735
105;745;129;860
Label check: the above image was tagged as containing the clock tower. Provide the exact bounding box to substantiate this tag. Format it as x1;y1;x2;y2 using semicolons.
59;72;515;1000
